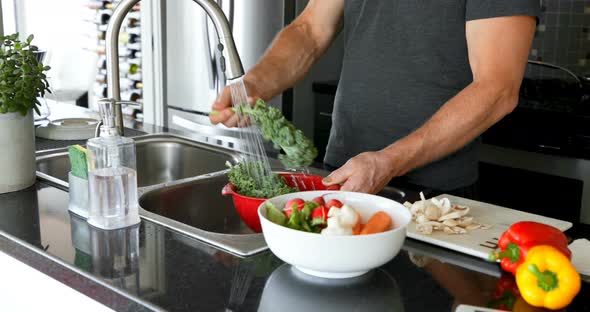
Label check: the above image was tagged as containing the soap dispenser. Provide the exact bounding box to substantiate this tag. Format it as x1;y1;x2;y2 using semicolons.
86;99;140;230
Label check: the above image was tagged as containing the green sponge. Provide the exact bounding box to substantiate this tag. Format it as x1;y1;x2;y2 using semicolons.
68;145;88;179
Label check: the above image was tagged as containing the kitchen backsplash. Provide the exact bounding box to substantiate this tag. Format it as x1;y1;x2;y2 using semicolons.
530;0;590;76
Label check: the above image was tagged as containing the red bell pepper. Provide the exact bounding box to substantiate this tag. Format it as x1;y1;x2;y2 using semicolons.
489;221;571;275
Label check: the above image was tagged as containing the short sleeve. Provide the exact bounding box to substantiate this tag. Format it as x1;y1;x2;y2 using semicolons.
466;0;541;22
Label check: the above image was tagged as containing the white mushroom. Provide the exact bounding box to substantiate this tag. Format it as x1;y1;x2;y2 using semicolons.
431;197;452;215
408;194;492;235
438;207;470;221
452;226;467;234
424;204;442;221
457;217;474;227
465;223;482;231
443;226;455;234
416;214;428;224
421;221;444;229
410;201;424;216
480;223;493;230
442;219;458;227
416;223;433;235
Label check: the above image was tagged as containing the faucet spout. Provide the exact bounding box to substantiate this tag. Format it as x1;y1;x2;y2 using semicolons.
105;0;245;135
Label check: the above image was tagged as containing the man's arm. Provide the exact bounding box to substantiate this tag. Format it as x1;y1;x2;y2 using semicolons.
210;0;344;126
324;16;536;193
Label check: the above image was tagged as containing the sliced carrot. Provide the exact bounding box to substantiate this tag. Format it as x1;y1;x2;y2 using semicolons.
352;212;364;235
353;222;364;235
360;211;392;235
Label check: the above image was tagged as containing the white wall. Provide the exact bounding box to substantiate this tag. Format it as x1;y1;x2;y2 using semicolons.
292;0;344;138
16;0;97;102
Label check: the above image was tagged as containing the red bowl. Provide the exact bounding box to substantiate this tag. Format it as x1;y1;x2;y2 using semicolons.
222;173;340;233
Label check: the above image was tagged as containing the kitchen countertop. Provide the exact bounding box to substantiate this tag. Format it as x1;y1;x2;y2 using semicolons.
0;111;589;311
3;181;589;312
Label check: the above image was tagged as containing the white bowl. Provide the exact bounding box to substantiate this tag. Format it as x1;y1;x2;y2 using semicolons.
258;190;412;279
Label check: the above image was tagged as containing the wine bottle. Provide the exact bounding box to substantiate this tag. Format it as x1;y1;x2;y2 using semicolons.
84;1;105;10
127;11;141;20
121;89;142;102
119;32;140;44
96;73;107;84
119;78;142;90
127;18;140;28
120;63;141;75
96;9;111;24
127;26;141;35
94;84;108;98
128;57;141;65
97;56;106;69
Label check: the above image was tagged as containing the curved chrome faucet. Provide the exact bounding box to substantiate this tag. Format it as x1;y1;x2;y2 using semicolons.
105;0;245;135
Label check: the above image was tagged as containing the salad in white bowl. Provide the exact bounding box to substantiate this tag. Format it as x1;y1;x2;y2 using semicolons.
258;191;412;279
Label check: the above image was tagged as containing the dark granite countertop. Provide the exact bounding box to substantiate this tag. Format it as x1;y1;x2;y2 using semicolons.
0;117;588;311
2;181;589;312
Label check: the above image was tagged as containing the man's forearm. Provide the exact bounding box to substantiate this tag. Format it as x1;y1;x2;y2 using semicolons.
381;16;535;180
244;7;341;101
245;21;336;100
383;80;519;177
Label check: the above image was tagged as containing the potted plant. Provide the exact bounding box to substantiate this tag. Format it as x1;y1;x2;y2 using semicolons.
0;33;50;193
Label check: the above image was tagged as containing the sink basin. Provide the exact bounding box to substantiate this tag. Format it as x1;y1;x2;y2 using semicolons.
36;132;266;256
140;174;251;235
139;174;266;256
36;133;241;188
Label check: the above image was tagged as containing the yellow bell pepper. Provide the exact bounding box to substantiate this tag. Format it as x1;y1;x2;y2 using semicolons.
515;245;581;310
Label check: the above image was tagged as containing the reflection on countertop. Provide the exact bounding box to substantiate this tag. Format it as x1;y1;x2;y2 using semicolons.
259;264;403;312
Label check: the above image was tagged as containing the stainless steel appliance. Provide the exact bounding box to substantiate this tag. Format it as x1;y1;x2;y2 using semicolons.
142;0;295;132
480;60;590;225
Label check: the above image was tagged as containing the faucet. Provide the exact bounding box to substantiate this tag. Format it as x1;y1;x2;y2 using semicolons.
104;0;245;135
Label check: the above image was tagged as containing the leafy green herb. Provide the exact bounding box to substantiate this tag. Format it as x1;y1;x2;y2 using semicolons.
311;217;326;227
266;199;325;233
287;205;302;230
227;161;296;198
0;33;51;116
265;201;287;226
235;99;318;169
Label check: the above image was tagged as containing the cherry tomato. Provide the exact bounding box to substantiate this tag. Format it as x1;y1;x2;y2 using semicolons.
284;198;305;211
283;198;305;218
311;206;330;222
311;196;325;206
325;199;343;209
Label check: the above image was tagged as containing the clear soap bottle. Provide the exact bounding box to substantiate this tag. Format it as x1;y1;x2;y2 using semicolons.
87;99;140;230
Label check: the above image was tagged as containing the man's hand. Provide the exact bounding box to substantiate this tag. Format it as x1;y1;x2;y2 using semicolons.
209;79;258;127
322;150;399;194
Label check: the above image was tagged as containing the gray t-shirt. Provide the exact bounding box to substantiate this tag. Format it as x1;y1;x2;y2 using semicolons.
325;0;540;191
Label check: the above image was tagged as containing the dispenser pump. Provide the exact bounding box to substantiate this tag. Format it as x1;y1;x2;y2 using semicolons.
98;98;118;137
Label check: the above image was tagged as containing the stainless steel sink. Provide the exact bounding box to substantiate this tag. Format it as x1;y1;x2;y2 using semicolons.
139;173;266;256
36;133;241;188
36;132;268;257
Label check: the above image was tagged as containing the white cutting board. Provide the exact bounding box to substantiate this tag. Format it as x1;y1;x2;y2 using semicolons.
406;194;573;260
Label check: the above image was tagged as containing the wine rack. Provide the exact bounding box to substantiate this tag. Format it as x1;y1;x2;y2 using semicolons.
83;0;143;120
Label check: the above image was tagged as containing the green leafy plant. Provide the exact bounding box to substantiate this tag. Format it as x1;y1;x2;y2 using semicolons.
0;33;51;115
235;99;318;169
226;161;296;198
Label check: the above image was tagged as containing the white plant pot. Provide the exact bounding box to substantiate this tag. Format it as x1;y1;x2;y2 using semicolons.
0;110;36;193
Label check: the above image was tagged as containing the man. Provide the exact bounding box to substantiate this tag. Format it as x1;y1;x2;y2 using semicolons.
210;0;538;197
